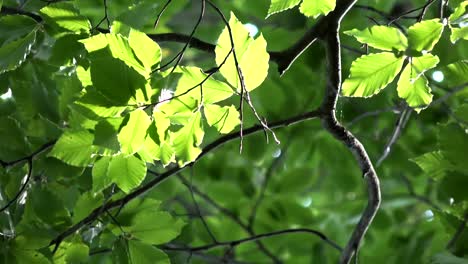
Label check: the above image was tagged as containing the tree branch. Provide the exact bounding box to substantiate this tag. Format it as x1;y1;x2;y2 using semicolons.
318;1;381;263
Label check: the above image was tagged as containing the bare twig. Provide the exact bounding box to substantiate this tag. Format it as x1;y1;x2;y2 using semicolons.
446;211;468;250
0;160;33;213
162;228;342;253
376;106;412;167
153;0;172;28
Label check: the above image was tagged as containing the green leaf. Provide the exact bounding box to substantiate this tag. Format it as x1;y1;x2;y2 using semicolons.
397;54;439;111
89;53;147;106
449;1;468;23
439;123;468;173
215;13;270;92
108;154;147;193
40;3;90;34
128;28;161;70
411;151;452;180
112;239;169;264
408;19;444;52
128;241;169;264
49;130;97;167
80;33;147;76
299;0;336;18
344;25;408;51
72;191;104;223
118;109;151;155
432;252;468;264
123;211;185;244
442;60;468;87
204;104;240;134
92;156;113;193
397;66;433;112
342;52;405;97
267;0;301;18
170;111;204;166
172;66;234;104
0;31;36;74
0;15;38;46
0;116;30;161
30;186;71;226
94;118;123;155
450;26;468;43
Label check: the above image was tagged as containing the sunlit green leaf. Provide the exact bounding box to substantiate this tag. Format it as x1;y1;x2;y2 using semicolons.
397;65;433;112
40;2;90;34
108;154;147;193
344;25;408;51
342;52;405;97
80;33;147;76
267;0;301;18
215;13;269;92
49;129;97;167
92;156;113;193
450;27;468;43
204;104;240;134
123;211;185;244
408;19;444;52
449;1;468;23
118;109;151;155
299;0;336;18
128;28;161;70
170;111;204;166
171;66;234;104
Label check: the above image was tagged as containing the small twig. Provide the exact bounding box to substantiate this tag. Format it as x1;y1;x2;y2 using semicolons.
446;211;468;250
187;169;218;243
162;228;342;253
0;160;33;213
0;141;55;168
376;106;412;167
247;145;287;228
153;0;172;28
347;106;400;127
93;0;110;30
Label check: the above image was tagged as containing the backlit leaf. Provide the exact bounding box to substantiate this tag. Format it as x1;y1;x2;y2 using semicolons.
267;0;301;18
118;109;151;155
344;25;407;51
40;2;90;34
215;13;269;92
204;104;240;134
108;154;147;193
170;111;204;166
299;0;336;18
49;130;97;167
408;19;444;52
342;52;405;97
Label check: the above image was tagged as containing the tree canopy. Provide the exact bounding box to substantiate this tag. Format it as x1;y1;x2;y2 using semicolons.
0;0;467;263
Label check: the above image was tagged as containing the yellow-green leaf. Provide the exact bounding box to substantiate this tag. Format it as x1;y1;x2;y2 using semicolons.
204;104;240;134
299;0;336;18
342;52;405;97
344;25;408;51
215;13;269;92
118;109;151;155
408;19;444;52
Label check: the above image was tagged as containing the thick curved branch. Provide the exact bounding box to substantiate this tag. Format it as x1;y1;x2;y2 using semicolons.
318;1;381;263
48;109;321;252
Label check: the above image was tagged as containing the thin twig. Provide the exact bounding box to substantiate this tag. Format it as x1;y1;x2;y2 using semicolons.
376;106;412;167
446;211;468;250
162;228;342;253
0;160;33;213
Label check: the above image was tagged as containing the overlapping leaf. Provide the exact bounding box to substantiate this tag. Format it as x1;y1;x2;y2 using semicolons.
215;13;269;92
344;25;408;51
342;52;405;97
